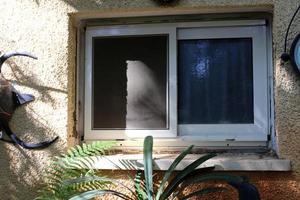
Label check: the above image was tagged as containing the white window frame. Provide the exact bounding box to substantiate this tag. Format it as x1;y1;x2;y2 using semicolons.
177;23;268;142
84;20;270;145
85;24;177;139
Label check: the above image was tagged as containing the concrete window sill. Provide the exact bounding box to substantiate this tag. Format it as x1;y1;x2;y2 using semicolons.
91;153;291;171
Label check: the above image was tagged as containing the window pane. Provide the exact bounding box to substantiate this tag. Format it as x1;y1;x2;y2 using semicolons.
92;35;167;129
178;38;253;124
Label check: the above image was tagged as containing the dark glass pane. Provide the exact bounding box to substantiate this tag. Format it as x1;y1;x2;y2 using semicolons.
93;35;167;129
178;38;253;124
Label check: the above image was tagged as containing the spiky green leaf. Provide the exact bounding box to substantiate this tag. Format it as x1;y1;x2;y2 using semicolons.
159;153;217;200
156;145;194;200
143;136;153;200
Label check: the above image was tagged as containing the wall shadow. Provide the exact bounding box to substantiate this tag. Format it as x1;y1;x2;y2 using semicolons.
4;59;67;108
0;37;64;199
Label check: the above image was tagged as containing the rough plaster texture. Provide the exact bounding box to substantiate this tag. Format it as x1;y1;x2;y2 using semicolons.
98;171;300;200
0;0;299;199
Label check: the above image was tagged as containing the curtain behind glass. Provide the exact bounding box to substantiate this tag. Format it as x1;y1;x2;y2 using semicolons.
178;38;253;124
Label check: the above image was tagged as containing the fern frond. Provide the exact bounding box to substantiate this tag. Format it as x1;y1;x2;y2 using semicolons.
35;141;115;200
134;171;147;200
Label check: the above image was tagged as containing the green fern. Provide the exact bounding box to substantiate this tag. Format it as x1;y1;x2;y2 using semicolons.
133;171;147;200
35;141;115;200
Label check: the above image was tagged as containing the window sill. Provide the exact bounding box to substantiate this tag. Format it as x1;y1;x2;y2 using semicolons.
91;153;291;171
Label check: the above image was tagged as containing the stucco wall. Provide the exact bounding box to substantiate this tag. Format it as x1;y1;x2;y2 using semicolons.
0;0;299;199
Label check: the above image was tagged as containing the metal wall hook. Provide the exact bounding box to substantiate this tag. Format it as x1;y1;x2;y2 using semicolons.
0;50;58;149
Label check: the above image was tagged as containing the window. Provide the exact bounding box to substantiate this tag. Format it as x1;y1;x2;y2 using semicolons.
84;20;270;146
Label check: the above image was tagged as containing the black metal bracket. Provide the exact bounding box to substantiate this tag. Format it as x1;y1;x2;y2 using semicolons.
0;51;59;149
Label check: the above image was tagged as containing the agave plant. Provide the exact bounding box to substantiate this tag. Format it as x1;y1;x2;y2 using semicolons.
68;136;260;200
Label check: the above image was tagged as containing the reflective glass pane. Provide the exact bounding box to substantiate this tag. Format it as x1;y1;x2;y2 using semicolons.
92;35;167;129
178;38;253;124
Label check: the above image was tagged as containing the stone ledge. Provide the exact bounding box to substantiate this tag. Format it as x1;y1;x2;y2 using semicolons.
92;154;291;171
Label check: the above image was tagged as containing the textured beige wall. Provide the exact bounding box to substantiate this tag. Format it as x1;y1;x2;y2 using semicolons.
0;0;299;199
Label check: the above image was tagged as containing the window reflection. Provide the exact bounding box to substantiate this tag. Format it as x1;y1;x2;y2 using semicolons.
92;36;167;129
126;60;166;128
178;38;254;124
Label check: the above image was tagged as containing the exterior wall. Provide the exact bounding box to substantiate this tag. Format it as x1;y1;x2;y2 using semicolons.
0;0;299;199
